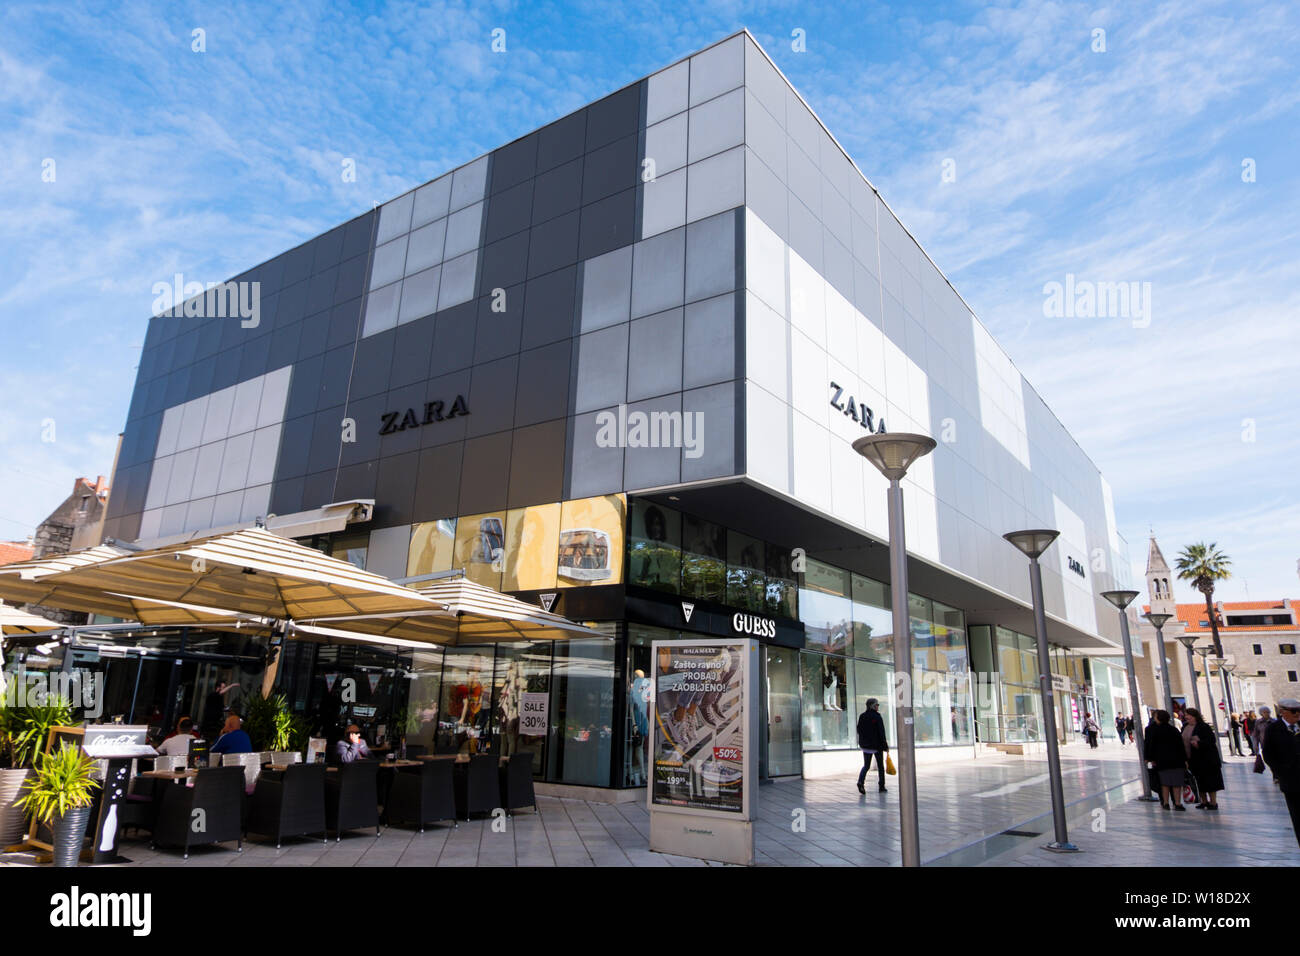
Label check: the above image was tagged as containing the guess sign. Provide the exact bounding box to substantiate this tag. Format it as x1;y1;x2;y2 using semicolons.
830;382;886;434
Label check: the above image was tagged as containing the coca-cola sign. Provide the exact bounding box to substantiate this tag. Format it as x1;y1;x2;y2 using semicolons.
82;725;152;756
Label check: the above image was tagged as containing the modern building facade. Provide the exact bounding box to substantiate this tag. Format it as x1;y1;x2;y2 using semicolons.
91;31;1135;788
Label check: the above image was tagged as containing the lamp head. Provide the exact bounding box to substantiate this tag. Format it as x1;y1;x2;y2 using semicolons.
1100;589;1140;610
1143;612;1173;630
1220;662;1237;674
1176;635;1198;649
852;433;937;481
1003;529;1060;560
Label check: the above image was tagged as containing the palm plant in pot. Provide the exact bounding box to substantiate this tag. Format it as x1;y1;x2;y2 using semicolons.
17;742;100;866
0;696;75;848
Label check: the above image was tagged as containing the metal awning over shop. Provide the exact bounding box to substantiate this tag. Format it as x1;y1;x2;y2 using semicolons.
125;499;376;552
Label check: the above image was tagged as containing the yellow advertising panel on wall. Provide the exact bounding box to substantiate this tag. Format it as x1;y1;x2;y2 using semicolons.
556;494;626;588
502;503;561;592
407;518;457;578
452;511;507;589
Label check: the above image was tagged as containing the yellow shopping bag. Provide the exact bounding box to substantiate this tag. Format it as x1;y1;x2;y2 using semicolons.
885;753;897;776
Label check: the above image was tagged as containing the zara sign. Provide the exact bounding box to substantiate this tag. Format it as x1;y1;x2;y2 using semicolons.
829;382;886;434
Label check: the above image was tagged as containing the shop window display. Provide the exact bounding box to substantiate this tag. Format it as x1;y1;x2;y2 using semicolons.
799;651;850;749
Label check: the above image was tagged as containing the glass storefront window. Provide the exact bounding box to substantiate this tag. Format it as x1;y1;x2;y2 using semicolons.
726;531;766;612
765;647;802;776
800;559;851;654
764;543;798;619
799;651;850;748
680;513;726;602
438;648;493;753
491;641;551;774
850;659;896;746
547;635;616;786
851;574;892;662
400;648;443;753
624;625;670;786
913;668;970;746
628;499;681;594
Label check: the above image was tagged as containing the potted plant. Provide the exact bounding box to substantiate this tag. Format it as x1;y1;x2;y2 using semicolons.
17;742;100;867
0;696;75;848
245;693;309;755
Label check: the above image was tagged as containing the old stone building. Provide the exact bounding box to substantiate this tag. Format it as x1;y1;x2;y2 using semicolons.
22;475;112;625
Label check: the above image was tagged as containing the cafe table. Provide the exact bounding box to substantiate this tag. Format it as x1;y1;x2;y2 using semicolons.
139;768;198;782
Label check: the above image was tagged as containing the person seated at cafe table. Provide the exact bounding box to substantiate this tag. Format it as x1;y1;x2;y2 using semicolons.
336;724;371;763
157;716;199;756
210;714;253;755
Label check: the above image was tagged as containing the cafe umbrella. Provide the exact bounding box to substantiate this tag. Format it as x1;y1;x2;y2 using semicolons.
296;575;595;646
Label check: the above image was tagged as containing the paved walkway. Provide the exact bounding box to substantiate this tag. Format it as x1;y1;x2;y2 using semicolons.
3;742;1292;866
995;750;1300;867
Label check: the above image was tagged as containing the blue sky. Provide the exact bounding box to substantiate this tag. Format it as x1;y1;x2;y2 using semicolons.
1;0;1297;599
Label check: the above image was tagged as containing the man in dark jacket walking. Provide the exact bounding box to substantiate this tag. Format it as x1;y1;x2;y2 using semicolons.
1261;698;1300;847
856;698;890;794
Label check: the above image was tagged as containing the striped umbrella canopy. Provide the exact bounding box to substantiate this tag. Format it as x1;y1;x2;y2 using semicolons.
297;576;593;646
34;527;443;622
0;602;63;635
0;544;139;619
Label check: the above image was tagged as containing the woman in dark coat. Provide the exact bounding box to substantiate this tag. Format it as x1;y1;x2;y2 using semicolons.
1145;709;1189;811
1183;707;1224;810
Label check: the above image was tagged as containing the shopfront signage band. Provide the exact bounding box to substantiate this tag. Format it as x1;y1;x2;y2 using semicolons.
731;612;776;638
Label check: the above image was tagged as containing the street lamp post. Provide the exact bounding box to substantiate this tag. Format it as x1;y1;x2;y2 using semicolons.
1100;590;1158;802
1220;662;1239;755
1004;528;1077;853
1176;636;1201;713
1196;647;1222;741
1144;612;1175;714
853;432;937;868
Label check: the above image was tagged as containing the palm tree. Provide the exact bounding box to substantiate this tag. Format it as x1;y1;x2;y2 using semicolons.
1174;542;1232;658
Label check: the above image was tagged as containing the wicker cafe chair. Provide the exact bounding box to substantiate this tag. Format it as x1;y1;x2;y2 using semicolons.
247;763;327;848
385;760;457;832
150;766;245;860
499;752;537;814
457;754;500;820
326;760;381;841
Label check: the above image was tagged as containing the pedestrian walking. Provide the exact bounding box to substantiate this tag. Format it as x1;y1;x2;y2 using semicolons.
1243;711;1257;756
855;698;890;794
1084;712;1100;748
1146;709;1189;811
1115;714;1127;745
1261;698;1300;848
1229;713;1245;757
1248;707;1268;775
1183;708;1224;810
1126;715;1135;743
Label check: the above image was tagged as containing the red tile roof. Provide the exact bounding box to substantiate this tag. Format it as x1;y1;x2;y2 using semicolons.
0;541;35;566
1166;600;1299;632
